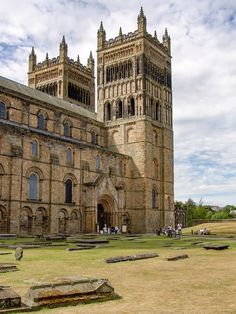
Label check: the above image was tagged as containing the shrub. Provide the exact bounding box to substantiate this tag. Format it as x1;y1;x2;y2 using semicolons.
206;210;213;219
211;211;230;220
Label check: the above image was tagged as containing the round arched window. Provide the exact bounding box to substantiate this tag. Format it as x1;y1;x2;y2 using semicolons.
29;173;39;200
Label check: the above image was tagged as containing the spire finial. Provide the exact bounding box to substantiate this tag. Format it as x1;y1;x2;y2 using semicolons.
46;52;48;60
77;54;80;63
31;46;35;55
29;46;36;71
97;21;106;49
59;35;68;60
87;51;94;73
140;6;144;17
137;6;147;33
162;28;171;54
119;27;122;36
99;21;104;32
154;30;157;39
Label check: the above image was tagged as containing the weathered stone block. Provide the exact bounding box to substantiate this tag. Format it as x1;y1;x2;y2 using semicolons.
0;286;21;309
24;276;116;309
0;264;18;273
106;252;159;263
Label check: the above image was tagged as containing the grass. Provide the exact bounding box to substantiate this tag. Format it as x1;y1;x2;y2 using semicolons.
1;224;236;313
183;220;236;235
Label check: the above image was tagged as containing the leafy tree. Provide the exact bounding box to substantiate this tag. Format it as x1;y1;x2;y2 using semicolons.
184;200;214;224
223;205;236;214
192;205;209;219
211;211;230;220
205;210;213;219
185;199;196;226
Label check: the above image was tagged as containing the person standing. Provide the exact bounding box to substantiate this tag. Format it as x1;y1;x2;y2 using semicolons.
177;223;182;238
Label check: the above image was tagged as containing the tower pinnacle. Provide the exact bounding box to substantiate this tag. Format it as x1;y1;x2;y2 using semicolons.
59;35;68;61
87;51;95;74
162;28;171;54
99;21;104;32
139;6;144;17
29;46;37;72
30;46;35;56
97;21;106;49
137;7;147;34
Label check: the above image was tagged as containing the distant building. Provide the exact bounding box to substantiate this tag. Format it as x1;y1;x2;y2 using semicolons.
209;206;223;212
0;8;174;235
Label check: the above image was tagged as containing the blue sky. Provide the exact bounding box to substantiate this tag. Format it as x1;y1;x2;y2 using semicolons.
1;0;236;206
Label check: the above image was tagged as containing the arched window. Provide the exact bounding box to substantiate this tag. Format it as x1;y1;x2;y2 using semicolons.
31;140;38;157
65;179;73;203
91;131;96;144
128;98;135;116
153;159;158;178
0;164;4;199
155;102;160;121
153;131;158;145
152;188;157;209
64;122;71;137
116;100;123;118
0;102;6;119
150;98;154;118
66;148;73;164
29;173;39;200
96;155;100;171
38;113;46;130
119;160;123;176
167;196;171;210
106;102;111;121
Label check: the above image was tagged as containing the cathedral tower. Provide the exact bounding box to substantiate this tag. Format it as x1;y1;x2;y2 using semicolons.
97;8;174;232
28;36;95;111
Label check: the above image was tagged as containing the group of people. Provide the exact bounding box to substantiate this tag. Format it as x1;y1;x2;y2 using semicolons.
158;223;183;238
199;227;209;235
102;224;120;234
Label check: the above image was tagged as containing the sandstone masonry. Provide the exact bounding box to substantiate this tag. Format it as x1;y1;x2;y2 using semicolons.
0;8;174;235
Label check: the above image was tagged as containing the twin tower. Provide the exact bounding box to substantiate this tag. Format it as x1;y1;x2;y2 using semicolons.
28;8;174;231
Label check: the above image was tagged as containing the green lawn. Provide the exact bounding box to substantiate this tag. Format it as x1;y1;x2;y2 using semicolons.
1;230;236;313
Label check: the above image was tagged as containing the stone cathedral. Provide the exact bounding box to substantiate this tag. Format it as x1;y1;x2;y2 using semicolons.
0;8;174;235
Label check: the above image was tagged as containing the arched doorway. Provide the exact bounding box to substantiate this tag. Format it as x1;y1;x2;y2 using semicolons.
97;204;105;231
97;195;117;231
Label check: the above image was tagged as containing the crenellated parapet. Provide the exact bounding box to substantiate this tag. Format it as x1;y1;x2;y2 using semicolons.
101;30;170;55
28;35;95;112
29;36;94;76
33;55;92;76
97;8;171;56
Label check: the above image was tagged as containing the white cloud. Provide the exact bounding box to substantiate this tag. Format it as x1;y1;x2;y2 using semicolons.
1;0;236;205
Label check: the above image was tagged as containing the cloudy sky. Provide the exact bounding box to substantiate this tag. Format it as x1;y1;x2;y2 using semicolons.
1;0;236;206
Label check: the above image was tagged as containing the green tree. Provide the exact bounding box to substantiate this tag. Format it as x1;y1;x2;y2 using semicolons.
205;210;213;219
185;199;196;226
223;205;236;214
211;211;230;220
192;205;209;219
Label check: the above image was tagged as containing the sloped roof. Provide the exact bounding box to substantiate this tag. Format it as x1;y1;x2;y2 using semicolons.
0;76;97;121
